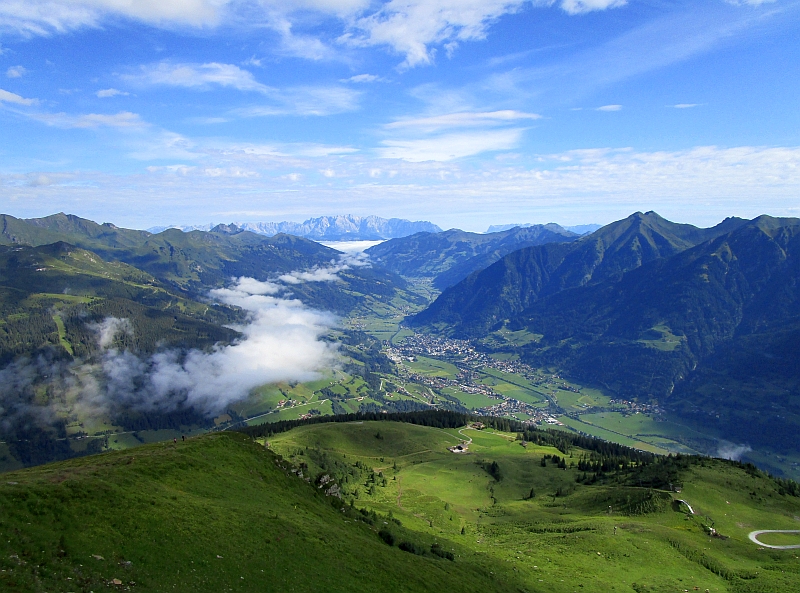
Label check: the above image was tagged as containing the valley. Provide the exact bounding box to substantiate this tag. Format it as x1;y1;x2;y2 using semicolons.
2;211;800;482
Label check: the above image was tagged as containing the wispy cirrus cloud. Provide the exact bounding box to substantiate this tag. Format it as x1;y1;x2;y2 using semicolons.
341;0;629;68
123;61;271;93
342;73;382;83
386;110;541;132
6;143;799;230
596;104;622;111
96;88;129;98
122;62;360;116
0;87;37;105
0;0;638;72
233;85;361;117
6;65;26;78
379;127;525;161
0;0;227;36
379;108;538;161
31;110;145;129
557;0;627;15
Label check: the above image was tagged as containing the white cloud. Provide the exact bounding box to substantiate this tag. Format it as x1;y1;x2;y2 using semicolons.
268;16;339;61
596;104;622;111
0;87;37;105
233;85;361;117
386;110;541;132
7;143;800;232
343;0;529;68
725;0;777;5
673;103;699;109
125;62;360;115
379;128;525;161
557;0;627;15
343;73;380;83
6;65;26;78
342;0;629;68
89;317;133;349
0;0;632;69
31;110;145;128
0;0;228;36
125;61;271;92
96;87;129;98
292;144;359;157
80;276;338;415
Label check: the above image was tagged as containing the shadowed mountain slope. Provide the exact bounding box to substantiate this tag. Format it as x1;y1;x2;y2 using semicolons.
411;212;747;335
366;223;579;289
417;215;800;453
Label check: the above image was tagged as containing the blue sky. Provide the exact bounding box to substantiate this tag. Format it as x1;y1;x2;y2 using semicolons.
0;0;798;231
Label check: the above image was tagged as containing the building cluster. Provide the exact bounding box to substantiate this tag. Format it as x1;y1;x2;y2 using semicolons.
474;399;561;425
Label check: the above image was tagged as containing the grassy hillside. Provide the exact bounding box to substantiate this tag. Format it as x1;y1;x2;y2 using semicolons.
3;421;799;593
262;419;800;593
0;431;526;593
0;241;242;364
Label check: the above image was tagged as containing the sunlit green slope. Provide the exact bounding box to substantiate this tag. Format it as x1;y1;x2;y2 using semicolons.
0;431;522;593
267;419;800;593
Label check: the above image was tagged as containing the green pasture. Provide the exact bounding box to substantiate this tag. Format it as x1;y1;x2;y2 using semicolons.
491;328;542;346
637;324;685;352
478;368;547;405
249;398;335;424
440;387;497;410
268;420;800;592
1;432;522;593
390;328;415;344
405;356;460;378
566;412;704;455
553;386;612;409
557;415;672;454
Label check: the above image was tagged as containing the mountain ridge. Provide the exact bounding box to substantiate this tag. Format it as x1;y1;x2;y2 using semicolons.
411;211;748;334
147;214;442;240
366;223;580;289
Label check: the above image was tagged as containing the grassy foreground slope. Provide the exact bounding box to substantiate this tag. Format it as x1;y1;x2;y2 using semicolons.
268;420;800;593
0;432;522;593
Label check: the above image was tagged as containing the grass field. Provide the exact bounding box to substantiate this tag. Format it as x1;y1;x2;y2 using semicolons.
439;387;497;409
405;356;460;378
560;413;706;455
0;432;526;593
268;420;800;593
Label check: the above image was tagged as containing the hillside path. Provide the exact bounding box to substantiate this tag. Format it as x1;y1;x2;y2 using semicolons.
748;530;800;549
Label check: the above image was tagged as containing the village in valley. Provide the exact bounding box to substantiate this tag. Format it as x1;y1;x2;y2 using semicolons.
383;333;661;428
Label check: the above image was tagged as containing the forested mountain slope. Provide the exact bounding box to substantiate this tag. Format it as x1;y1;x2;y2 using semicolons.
0;241;241;365
411;211;746;335
365;223;578;289
415;215;800;453
1;213;425;315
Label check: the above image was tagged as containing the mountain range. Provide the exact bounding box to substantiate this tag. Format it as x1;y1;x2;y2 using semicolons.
366;223;579;289
486;223;602;234
3;209;800;475
411;212;800;454
147;214;442;241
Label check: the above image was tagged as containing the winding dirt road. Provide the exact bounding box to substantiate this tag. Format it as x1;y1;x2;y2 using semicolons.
748;530;800;549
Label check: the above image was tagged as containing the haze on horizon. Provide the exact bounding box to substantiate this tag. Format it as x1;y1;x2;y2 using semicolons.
1;0;799;232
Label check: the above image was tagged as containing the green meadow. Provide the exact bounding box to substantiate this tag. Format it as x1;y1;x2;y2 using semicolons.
268;420;800;593
0;432;521;593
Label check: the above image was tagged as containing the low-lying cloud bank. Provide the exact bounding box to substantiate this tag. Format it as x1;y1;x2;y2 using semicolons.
0;255;366;432
91;277;339;416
